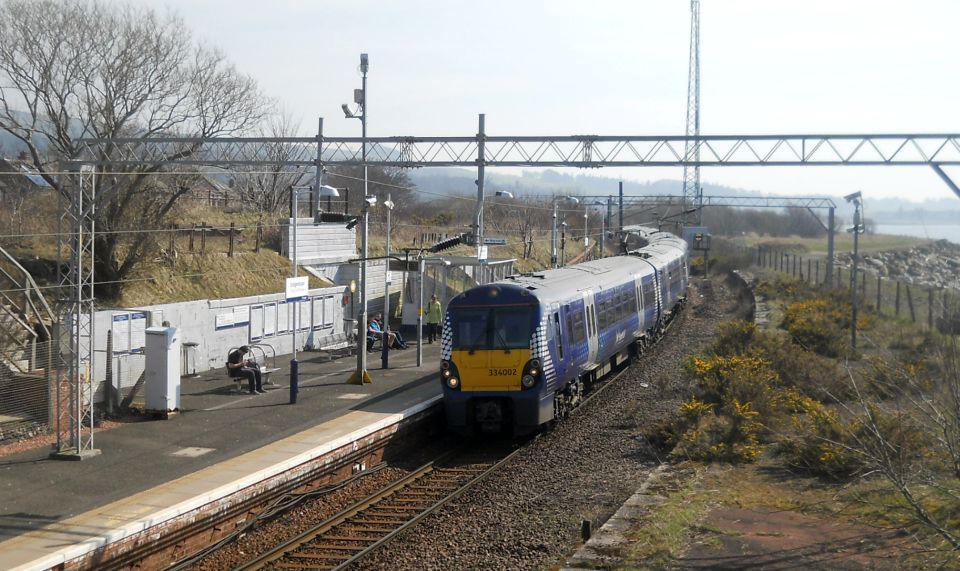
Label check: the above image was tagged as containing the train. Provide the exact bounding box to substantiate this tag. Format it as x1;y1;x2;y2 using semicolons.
440;226;690;436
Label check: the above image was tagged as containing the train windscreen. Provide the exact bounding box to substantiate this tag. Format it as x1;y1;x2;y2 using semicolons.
450;306;536;350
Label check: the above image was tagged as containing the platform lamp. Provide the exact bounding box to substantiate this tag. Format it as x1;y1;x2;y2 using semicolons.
348;195;377;385
592;200;607;258
551;195;579;268
381;194;395;369
289;184;340;404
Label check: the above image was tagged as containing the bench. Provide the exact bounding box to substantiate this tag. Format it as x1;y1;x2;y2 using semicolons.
227;363;281;393
313;332;356;362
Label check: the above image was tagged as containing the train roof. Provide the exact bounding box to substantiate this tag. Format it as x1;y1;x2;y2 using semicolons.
476;226;687;303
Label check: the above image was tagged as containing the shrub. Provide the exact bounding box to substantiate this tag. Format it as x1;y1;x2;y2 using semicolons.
781;295;850;357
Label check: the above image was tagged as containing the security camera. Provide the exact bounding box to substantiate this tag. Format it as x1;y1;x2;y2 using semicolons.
844;191;862;203
341;104;354;119
364;195;377;207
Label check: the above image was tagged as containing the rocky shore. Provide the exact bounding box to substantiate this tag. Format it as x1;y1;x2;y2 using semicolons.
837;239;960;291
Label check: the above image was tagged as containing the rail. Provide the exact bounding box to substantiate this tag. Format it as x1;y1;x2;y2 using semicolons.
234;445;523;571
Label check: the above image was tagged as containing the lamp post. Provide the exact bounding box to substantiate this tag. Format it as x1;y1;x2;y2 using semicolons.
551;195;579;269
560;222;567;266
845;191;864;350
381;194;394;369
343;53;373;383
592;200;607;258
346;196;376;384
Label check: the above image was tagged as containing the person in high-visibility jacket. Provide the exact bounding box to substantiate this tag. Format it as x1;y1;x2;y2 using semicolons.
426;295;443;344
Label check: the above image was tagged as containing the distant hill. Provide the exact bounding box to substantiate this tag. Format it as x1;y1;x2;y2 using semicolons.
408;168;960;224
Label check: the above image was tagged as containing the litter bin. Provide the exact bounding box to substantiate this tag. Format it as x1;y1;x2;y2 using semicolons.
181;341;199;377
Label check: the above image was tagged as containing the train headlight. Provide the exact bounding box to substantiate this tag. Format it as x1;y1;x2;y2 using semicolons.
440;360;451;370
442;368;451;378
521;374;536;389
445;377;459;389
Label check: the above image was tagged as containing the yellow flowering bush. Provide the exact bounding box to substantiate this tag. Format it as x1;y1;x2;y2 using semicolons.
781;295;850;357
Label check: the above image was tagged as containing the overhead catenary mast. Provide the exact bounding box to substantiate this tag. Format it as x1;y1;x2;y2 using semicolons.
681;0;702;226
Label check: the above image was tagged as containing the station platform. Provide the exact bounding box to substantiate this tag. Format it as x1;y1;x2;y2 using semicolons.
0;342;442;571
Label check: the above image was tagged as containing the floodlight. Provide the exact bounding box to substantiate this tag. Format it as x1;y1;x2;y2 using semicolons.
844;191;862;203
342;104;354;119
345;217;360;230
383;199;395;210
364;195;377;207
495;190;514;198
318;185;340;197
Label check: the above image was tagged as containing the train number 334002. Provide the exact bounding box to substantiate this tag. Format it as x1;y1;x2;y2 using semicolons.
488;368;517;377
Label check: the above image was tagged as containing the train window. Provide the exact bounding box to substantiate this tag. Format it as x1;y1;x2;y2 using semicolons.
566;313;575;347
573;311;585;344
554;312;564;359
591;305;598;335
449;306;536;350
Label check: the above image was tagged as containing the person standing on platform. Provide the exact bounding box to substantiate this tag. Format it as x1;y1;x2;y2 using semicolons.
426;294;443;344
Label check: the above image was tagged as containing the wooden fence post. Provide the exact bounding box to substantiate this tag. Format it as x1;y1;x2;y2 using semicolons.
815;260;820;285
255;221;262;253
806;259;811;284
895;280;901;317
169;223;177;254
228;222;236;257
189;223;196;252
837;267;843;289
860;269;866;302
200;222;206;256
876;275;882;315
906;283;916;322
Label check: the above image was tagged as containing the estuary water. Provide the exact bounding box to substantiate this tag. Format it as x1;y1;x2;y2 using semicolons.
874;224;960;246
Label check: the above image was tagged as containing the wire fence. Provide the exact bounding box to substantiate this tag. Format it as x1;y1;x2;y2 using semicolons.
757;246;960;334
0;340;56;442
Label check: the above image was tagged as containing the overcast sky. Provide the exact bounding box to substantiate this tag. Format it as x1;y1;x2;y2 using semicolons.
152;0;959;202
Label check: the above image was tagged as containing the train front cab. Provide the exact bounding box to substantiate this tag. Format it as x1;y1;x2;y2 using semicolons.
441;287;552;436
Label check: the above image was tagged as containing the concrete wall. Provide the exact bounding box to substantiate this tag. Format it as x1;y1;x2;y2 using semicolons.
92;285;349;403
281;218;356;265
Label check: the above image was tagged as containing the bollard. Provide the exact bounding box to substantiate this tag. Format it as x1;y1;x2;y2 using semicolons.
289;358;299;404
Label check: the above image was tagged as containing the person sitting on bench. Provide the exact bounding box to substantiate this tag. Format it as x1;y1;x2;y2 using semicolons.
227;345;264;394
368;313;406;349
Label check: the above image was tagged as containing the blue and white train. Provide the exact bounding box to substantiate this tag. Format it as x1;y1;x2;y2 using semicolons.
440;226;689;436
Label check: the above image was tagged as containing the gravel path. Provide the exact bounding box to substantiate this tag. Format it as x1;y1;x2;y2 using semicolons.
351;275;746;570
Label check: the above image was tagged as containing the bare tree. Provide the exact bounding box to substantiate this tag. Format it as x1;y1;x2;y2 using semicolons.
233;112;311;217
0;0;270;298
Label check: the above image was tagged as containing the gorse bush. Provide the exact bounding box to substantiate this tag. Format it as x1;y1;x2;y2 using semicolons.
781;293;851;357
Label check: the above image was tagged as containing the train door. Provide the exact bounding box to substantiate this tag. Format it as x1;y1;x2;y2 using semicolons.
655;269;665;325
581;290;598;364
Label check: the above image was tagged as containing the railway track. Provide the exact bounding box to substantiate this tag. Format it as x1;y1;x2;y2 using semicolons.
234;446;521;571
224;302;689;571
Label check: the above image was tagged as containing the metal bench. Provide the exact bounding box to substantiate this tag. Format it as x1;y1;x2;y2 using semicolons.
313;332;356;362
227;363;280;393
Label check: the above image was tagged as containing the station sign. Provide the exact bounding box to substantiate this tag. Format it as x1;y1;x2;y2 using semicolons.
285;276;309;302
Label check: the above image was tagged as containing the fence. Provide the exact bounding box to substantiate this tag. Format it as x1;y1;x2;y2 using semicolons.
756;246;959;334
165;222;267;257
0;339;55;442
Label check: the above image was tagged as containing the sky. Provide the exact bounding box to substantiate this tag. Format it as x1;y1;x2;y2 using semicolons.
149;0;960;203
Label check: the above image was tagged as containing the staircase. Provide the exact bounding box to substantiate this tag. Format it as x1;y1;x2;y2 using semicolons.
0;246;56;440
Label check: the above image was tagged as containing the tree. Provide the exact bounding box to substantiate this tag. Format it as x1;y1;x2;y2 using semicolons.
232;112;312;218
0;0;270;299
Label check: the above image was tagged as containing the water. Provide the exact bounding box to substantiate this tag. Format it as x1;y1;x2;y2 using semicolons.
874;224;960;245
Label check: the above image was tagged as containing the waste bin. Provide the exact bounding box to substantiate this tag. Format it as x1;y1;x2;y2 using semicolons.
181;341;199;377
